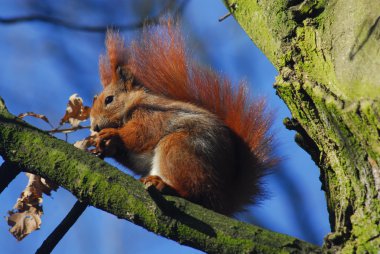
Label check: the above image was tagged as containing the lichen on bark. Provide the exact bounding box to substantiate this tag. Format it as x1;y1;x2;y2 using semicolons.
225;0;380;252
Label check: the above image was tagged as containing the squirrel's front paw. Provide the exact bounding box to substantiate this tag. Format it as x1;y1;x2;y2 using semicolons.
94;128;120;157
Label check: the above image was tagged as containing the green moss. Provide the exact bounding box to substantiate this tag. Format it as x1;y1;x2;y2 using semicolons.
327;1;380;99
259;0;297;40
344;206;380;253
292;24;338;94
277;70;380;251
270;1;380;249
224;0;286;67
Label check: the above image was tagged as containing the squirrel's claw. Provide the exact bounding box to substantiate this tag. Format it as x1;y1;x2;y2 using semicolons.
93;128;119;157
140;175;178;196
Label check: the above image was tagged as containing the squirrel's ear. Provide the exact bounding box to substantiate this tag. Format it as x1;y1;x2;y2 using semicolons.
117;65;134;83
99;30;129;88
116;65;141;92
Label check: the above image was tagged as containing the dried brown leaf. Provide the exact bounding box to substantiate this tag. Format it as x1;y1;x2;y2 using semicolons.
7;208;42;241
7;173;57;240
24;173;58;196
60;94;91;127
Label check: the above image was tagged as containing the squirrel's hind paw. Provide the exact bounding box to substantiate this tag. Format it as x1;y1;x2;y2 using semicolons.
140;175;178;196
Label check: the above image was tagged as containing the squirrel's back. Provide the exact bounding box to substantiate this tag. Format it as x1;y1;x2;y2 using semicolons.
96;19;278;214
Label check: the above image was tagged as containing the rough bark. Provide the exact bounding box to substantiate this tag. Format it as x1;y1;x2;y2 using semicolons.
224;0;380;252
0;98;320;253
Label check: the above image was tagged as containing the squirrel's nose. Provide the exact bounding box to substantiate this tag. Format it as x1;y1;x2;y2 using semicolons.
93;124;101;132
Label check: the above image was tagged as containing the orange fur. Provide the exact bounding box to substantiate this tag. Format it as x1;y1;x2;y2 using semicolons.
111;20;273;159
94;19;278;215
99;32;128;86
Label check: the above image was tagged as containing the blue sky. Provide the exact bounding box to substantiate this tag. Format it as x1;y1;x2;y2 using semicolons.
0;1;330;253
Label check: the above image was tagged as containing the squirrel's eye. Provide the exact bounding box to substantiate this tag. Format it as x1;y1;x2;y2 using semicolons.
105;95;114;105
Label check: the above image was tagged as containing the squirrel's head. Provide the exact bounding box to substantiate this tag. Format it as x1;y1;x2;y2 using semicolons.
90;31;143;133
90;65;145;132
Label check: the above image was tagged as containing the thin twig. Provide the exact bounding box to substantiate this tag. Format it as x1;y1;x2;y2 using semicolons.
219;3;237;22
35;200;88;254
48;125;90;134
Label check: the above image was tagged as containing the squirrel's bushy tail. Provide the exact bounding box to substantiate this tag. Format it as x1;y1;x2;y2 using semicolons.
100;19;278;212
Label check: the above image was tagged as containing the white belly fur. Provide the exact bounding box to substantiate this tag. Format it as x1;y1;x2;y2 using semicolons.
149;146;170;184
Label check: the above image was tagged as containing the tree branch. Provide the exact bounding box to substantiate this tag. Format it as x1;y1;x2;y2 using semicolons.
0;0;190;33
0;15;144;33
0;97;320;253
0;161;21;194
36;200;88;254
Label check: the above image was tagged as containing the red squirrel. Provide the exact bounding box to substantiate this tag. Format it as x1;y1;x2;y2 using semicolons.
90;20;277;215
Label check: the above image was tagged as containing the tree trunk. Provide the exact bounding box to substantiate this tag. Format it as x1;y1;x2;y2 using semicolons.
224;0;380;252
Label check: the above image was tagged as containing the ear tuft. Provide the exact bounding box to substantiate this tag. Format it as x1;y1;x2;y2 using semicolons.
99;30;129;88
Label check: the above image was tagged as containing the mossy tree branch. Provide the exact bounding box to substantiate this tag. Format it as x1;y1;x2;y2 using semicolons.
224;0;380;252
0;97;320;253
